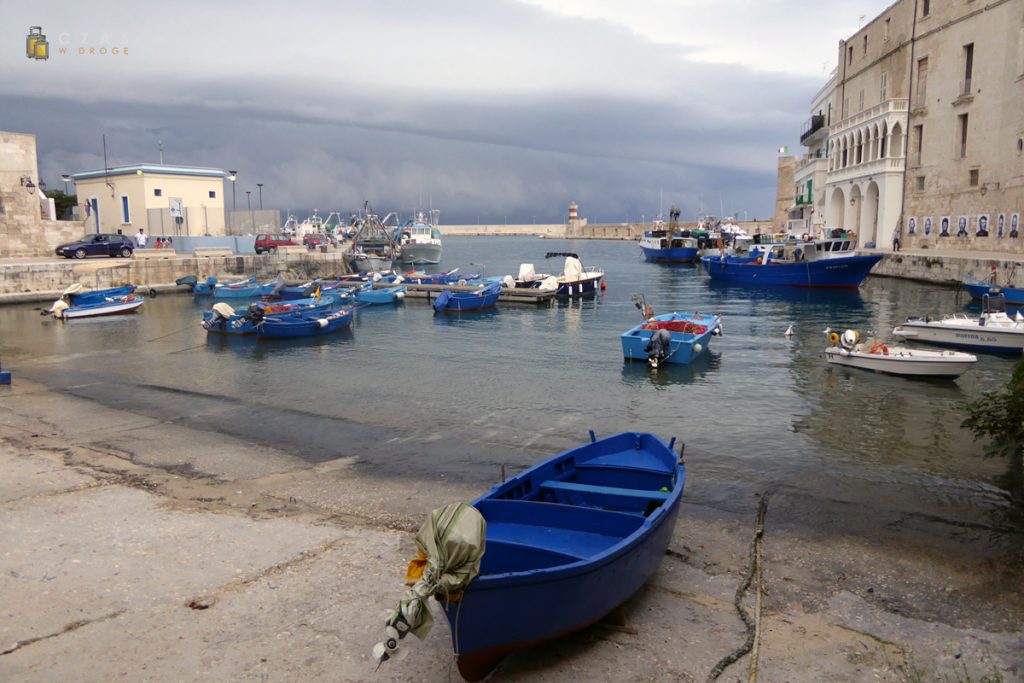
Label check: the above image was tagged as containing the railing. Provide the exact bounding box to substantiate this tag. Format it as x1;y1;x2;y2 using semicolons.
795;156;828;177
827;156;905;185
830;98;909;136
800;114;826;143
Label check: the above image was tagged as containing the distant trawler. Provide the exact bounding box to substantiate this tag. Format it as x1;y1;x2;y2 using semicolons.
399;209;443;265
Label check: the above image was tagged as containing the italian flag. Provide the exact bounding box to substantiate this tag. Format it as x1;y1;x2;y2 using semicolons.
777;146;788;154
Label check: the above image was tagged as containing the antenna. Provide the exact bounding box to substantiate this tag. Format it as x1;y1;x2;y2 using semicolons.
158;139;164;164
102;134;114;197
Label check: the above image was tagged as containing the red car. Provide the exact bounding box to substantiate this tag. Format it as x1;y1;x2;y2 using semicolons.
255;233;297;254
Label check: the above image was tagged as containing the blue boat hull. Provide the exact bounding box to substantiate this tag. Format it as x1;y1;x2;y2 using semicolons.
621;313;720;365
440;431;684;681
202;299;334;335
256;309;353;338
356;285;406;305
700;253;882;288
557;274;602;298
435;284;501;312
640;245;699;263
69;285;137;304
962;280;1024;306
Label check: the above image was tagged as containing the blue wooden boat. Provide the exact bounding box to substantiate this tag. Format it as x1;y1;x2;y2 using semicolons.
66;285;137;304
202;298;334;335
355;283;407;305
700;239;882;289
273;278;354;302
621;312;721;367
53;294;144;319
211;276;279;299
432;282;501;313
440;431;685;681
961;278;1024;306
399;269;482;285
255;308;353;339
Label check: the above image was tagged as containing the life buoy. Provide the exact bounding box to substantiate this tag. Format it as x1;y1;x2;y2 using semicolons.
828;332;840;345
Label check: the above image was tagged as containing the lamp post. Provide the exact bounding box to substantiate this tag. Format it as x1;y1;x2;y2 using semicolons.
61;174;70;194
257;183;263;209
227;171;237;234
246;190;253;232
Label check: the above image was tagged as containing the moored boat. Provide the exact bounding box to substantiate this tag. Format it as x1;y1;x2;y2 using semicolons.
398;210;443;265
201;298;334;335
50;292;144;319
255;308;354;339
355;283;407;305
699;237;882;289
824;329;977;378
621;305;721;367
510;254;604;298
638;216;699;263
432;282;501;313
374;431;685;681
892;295;1024;353
961;277;1024;306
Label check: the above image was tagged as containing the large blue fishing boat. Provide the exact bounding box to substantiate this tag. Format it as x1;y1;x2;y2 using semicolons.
439;431;685;681
700;238;882;289
638;216;699;263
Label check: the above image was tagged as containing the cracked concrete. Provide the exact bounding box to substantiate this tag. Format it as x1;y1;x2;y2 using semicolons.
1;378;1022;682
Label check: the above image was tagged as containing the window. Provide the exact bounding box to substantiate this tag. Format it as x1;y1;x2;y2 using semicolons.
913;125;924;165
848;45;853;65
958;114;969;158
880;71;888;101
922;0;930;17
863;35;868;55
154;188;162;197
969;169;979;186
963;43;974;95
121;195;131;224
0;197;5;215
885;18;891;41
858;89;865;112
916;57;928;107
917;176;926;191
208;190;216;198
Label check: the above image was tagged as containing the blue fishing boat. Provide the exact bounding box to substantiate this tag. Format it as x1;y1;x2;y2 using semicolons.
961;277;1024;306
432;282;501;313
255;308;353;339
399;268;482;285
272;278;354;302
700;238;882;289
202;298;334;335
355;283;407;305
64;284;137;304
621;310;722;367
211;276;279;299
638;216;700;263
51;293;144;319
440;431;685;680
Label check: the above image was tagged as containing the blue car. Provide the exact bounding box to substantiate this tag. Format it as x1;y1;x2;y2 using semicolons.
55;233;135;259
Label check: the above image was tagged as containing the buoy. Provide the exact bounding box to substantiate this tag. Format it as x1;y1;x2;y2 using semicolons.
601;280;606;290
784;324;794;337
693;343;703;354
396;291;405;299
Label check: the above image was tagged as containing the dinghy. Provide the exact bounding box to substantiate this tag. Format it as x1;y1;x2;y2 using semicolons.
255;308;354;339
432;282;501;313
824;329;977;378
620;296;722;367
50;284;144;319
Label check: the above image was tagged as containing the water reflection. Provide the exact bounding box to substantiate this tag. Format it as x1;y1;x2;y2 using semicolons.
619;350;720;388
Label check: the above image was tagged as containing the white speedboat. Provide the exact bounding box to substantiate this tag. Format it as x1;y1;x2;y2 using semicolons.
825;329;976;378
892;295;1024;353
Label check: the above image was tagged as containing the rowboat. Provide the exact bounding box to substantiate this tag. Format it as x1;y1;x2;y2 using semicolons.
961;277;1024;306
432;282;501;312
51;294;144;319
255;308;353;339
211;276;279;299
892;295;1024;354
201;298;334;335
824;329;977;378
621;311;722;367
441;431;685;680
355;283;407;305
63;284;137;304
399;269;481;286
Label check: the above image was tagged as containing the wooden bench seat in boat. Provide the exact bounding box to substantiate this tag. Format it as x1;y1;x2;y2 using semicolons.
539;480;670;502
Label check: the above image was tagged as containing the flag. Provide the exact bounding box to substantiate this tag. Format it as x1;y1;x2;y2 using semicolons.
777;146;788;154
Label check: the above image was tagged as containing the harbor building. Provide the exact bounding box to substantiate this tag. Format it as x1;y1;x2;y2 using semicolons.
71;164;228;237
789;0;1024;253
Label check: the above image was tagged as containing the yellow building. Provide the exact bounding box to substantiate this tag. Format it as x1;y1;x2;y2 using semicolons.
71;164;227;237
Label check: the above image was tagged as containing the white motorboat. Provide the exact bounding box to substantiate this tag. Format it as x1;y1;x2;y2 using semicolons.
824;329;977;378
892;295;1024;353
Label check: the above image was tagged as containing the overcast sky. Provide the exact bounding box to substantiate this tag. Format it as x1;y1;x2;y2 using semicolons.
3;0;893;224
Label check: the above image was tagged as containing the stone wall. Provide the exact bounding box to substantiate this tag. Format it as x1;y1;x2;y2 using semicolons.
0;251;350;301
440;224;566;237
774;156;798;231
872;252;1024;288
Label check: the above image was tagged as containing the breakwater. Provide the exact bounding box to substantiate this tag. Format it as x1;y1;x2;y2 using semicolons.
871;249;1024;288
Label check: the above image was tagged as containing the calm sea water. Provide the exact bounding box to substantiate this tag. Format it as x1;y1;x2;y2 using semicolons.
1;236;1019;532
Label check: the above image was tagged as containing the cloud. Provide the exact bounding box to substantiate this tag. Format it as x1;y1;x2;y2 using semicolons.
2;0;841;223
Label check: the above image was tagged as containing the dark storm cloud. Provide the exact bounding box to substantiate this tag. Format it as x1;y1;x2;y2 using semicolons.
2;0;819;222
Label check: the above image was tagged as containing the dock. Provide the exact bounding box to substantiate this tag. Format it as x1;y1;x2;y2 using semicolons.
339;279;558;304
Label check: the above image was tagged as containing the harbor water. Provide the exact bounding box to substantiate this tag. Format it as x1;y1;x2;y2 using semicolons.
1;236;1020;540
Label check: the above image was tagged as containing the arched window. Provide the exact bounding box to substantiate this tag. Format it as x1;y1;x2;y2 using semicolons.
880;122;888;158
890;122;903;158
856;130;864;164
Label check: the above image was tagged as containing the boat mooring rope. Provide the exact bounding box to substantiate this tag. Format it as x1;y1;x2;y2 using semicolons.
706;493;769;683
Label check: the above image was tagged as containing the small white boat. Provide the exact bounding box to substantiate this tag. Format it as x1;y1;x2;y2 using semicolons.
825;329;977;378
892;295;1024;354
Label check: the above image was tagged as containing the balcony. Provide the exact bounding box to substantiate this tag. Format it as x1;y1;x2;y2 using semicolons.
795;155;828;180
800;114;827;144
827;156;905;186
830;98;908;137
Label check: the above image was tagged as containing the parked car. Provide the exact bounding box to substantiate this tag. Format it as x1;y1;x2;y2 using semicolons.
55;233;135;259
302;233;331;249
255;233;298;254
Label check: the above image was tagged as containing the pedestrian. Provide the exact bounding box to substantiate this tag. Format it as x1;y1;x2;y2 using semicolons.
892;224;901;252
136;228;147;248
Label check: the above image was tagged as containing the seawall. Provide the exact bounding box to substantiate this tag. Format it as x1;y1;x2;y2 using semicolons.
0;251;349;303
869;248;1024;288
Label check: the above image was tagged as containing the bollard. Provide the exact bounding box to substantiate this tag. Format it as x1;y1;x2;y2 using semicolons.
0;357;10;385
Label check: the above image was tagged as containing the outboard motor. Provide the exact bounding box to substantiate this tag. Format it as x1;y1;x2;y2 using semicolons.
644;328;673;368
202;302;237;330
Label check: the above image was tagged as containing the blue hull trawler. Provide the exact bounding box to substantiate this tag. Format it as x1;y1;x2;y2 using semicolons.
374;431;685;682
700;237;883;289
638;215;700;263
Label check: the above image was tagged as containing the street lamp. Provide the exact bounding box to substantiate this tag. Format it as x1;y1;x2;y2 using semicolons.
61;174;70;194
257;183;263;209
228;170;237;234
246;190;253;231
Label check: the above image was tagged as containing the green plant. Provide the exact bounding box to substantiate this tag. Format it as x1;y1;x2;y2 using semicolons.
963;356;1024;498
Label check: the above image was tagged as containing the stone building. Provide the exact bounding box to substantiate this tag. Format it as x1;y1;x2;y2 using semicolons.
0;131;83;257
791;0;1023;252
787;70;837;236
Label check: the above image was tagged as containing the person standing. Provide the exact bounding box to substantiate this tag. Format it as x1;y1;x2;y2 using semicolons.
136;228;147;248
